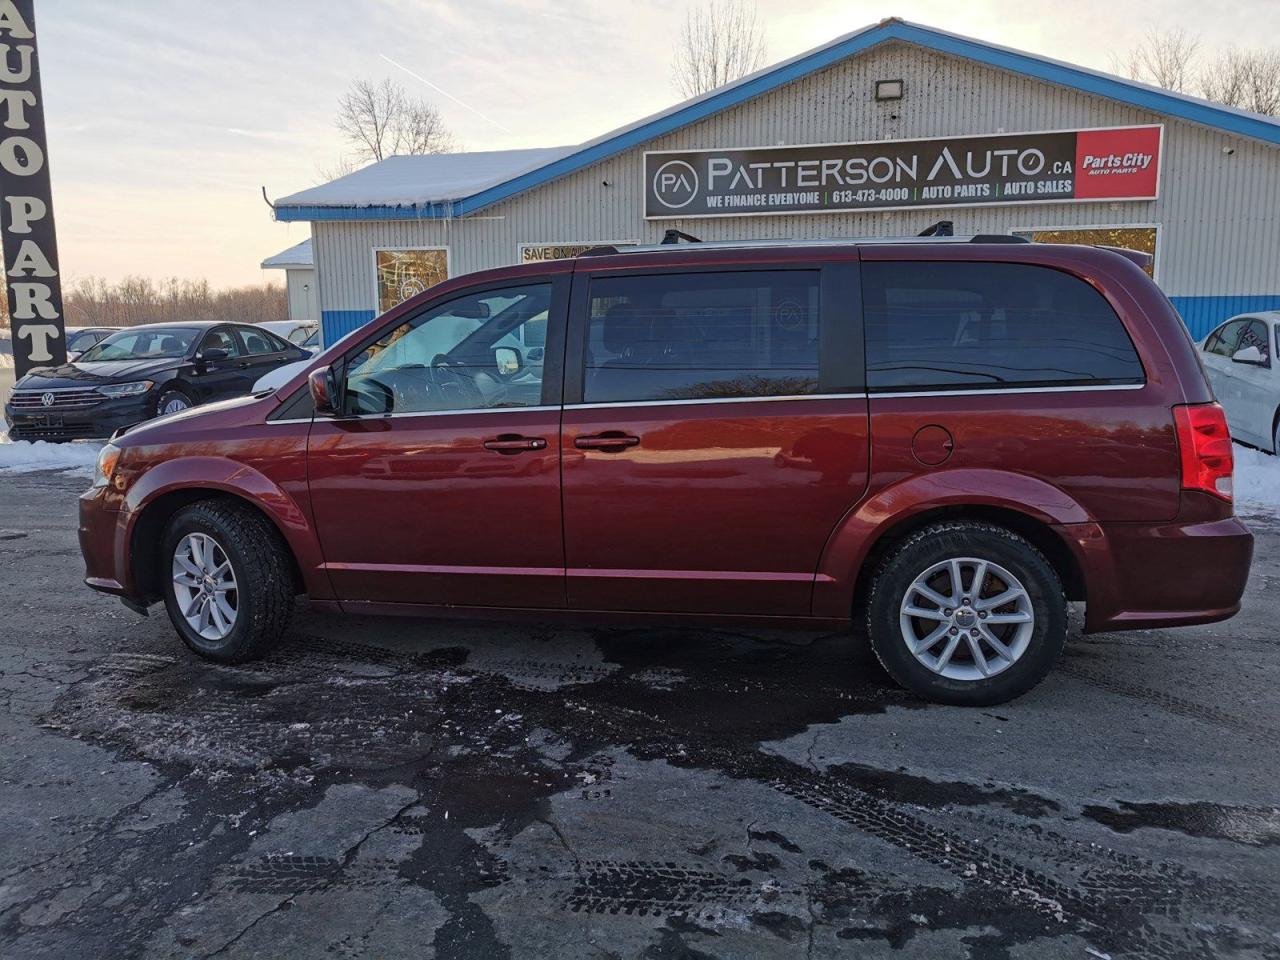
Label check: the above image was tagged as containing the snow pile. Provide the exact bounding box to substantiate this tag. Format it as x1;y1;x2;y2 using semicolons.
0;352;13;369
1233;443;1280;515
0;432;102;476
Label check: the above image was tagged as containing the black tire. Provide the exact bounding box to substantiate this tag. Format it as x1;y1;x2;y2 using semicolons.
155;385;193;418
161;499;295;663
865;521;1066;706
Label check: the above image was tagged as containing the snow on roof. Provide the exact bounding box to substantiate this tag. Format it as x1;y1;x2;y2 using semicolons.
273;18;1280;222
273;147;573;209
260;237;313;269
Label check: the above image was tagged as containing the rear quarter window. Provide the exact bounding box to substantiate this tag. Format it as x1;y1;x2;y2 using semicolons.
862;261;1145;391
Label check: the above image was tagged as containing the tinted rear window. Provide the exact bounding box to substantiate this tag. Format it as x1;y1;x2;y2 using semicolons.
862;262;1144;391
584;270;820;404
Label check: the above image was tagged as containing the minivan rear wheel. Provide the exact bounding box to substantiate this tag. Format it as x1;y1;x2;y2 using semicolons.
866;522;1066;706
161;500;295;663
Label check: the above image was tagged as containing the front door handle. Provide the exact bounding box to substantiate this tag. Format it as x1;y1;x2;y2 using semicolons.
574;431;640;451
483;434;547;454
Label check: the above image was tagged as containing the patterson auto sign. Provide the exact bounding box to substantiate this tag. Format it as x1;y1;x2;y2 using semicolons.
643;125;1162;219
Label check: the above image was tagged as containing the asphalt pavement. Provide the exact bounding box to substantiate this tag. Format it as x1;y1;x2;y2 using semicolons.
0;468;1277;959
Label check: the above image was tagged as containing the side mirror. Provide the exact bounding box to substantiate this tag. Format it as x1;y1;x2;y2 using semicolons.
493;346;522;377
309;366;338;414
201;347;229;362
1231;344;1265;365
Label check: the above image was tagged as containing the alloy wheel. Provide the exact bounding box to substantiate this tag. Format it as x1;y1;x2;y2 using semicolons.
161;395;190;415
171;533;238;642
899;556;1035;682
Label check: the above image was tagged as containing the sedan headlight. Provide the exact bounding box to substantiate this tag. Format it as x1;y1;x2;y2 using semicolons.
93;443;122;489
96;380;154;398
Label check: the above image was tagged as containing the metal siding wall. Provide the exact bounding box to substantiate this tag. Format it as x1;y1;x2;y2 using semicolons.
314;41;1280;341
284;268;316;324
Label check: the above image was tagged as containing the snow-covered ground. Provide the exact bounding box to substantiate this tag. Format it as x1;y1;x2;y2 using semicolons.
0;433;102;477
1233;443;1280;515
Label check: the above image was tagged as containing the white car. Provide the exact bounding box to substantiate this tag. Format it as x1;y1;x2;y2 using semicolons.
258;320;318;347
1200;311;1280;452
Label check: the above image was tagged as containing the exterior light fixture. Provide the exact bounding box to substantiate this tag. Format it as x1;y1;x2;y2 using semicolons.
875;79;904;101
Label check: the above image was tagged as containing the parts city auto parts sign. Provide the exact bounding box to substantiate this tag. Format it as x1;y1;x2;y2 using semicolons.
0;0;65;378
643;125;1162;219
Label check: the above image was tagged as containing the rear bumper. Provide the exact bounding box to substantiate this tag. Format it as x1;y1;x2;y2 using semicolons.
1064;514;1253;632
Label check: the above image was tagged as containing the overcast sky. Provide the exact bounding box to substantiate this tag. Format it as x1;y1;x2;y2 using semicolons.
37;0;1280;288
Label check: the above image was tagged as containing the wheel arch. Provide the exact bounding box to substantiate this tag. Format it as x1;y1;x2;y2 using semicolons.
813;470;1091;620
123;460;322;603
130;488;307;604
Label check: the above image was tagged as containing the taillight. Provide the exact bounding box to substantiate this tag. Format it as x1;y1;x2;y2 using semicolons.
1173;403;1233;501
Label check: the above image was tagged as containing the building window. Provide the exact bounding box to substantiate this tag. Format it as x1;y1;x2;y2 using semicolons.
375;248;449;314
1012;226;1158;279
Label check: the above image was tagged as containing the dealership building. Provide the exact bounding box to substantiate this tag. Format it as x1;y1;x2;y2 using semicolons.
271;18;1280;347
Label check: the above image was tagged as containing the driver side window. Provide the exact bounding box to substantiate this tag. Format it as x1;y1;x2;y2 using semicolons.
200;328;241;358
344;283;552;415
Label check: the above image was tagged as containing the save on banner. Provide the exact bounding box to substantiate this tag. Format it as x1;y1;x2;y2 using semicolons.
644;125;1162;219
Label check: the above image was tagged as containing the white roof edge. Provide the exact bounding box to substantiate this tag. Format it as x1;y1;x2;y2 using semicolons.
260;237;313;269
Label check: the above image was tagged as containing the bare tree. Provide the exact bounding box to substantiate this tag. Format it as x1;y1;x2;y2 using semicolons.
1201;47;1280;116
1112;28;1200;92
334;78;456;166
671;0;768;99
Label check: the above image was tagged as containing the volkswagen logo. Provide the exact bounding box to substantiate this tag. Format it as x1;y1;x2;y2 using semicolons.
40;392;55;407
651;159;699;210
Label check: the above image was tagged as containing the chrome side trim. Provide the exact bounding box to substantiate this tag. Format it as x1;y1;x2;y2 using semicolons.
262;383;1147;423
566;393;867;410
869;382;1146;399
266;404;561;425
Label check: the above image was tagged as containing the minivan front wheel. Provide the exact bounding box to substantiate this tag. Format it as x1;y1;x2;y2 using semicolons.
161;500;295;663
866;522;1066;706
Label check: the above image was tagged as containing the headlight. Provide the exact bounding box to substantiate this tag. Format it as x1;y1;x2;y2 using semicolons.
96;380;153;398
93;443;122;489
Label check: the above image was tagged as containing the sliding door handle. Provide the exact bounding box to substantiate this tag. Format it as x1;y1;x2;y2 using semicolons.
574;432;640;451
483;435;547;454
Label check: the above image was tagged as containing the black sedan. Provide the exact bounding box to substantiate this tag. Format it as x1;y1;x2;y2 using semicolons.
3;321;310;441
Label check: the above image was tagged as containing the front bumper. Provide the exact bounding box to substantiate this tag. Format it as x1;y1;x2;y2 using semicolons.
79;486;136;601
5;395;152;442
1067;513;1254;632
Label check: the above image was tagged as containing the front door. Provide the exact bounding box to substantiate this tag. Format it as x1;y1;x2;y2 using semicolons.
192;326;255;402
307;276;569;608
560;263;869;616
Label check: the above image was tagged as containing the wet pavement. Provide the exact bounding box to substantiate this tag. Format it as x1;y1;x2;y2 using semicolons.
1;469;1278;959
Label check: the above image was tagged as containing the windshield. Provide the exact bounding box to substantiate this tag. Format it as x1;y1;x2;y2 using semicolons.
78;327;199;362
302;327;320;348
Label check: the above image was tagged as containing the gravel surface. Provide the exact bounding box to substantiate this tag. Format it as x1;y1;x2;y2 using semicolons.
1;469;1277;959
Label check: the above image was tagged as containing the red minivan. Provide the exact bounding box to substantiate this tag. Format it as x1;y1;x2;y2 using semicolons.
77;237;1253;705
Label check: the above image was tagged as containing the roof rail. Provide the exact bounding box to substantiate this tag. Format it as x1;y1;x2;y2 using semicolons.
576;233;1028;257
660;229;702;245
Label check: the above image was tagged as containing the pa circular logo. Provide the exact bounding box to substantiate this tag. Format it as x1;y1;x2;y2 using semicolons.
41;392;55;407
652;159;699;209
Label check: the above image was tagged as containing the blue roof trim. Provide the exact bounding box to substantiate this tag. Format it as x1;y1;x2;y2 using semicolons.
275;20;1280;224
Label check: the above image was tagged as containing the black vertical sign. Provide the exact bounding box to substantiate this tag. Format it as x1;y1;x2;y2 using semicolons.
0;0;63;378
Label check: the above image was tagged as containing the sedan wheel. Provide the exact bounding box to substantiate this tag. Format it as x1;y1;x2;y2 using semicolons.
159;393;191;415
171;532;238;641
